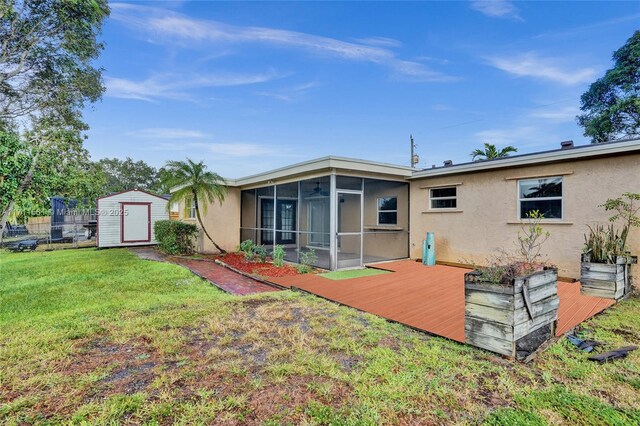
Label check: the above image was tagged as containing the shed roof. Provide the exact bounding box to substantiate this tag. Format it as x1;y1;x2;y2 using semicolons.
97;189;169;201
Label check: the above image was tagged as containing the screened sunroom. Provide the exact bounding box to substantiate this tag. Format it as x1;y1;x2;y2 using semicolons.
239;171;410;270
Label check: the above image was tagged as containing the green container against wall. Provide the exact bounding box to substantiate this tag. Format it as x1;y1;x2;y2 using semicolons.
422;232;436;266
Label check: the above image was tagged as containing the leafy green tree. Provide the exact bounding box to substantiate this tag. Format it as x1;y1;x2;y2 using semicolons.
1;125;106;230
0;0;109;120
577;31;640;143
153;166;176;195
96;157;160;194
0;130;30;220
601;192;640;251
0;0;109;239
470;143;518;161
165;159;228;253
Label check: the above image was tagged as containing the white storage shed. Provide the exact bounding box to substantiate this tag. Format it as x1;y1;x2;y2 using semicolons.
97;189;169;248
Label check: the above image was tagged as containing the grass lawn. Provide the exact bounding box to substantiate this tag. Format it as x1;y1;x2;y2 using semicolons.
1;249;639;425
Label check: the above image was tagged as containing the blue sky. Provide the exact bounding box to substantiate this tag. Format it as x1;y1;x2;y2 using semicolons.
84;1;640;178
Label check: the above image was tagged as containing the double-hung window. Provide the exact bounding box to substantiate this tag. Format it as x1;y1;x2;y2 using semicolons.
184;197;196;219
430;187;457;209
518;177;563;219
377;197;398;225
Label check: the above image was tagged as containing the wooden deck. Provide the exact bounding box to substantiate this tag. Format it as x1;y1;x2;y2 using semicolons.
556;280;614;335
270;260;615;343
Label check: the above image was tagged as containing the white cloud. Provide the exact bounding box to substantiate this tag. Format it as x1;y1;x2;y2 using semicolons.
534;13;640;39
474;126;561;149
470;0;522;20
529;105;580;123
354;36;403;48
105;71;282;101
487;52;597;85
129;128;208;139
198;143;277;157
415;56;450;65
255;81;320;102
390;60;459;82
110;2;454;82
150;141;280;157
105;77;170;101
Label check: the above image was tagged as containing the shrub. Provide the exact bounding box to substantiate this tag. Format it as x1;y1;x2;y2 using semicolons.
272;245;285;267
253;245;268;263
583;192;640;263
516;210;550;265
154;220;198;255
583;224;626;263
238;240;273;264
297;248;317;274
239;239;256;260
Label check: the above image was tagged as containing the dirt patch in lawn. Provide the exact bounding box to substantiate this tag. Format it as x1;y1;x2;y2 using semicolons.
74;340;162;396
18;338;164;418
244;376;352;424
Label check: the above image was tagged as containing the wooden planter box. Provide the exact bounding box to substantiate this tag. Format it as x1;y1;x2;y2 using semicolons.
580;254;637;300
464;268;559;359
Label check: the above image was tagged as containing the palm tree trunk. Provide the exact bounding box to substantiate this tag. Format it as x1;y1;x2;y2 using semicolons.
193;193;226;254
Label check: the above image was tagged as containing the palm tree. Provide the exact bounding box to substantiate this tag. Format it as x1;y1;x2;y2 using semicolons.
166;158;228;253
470;143;518;161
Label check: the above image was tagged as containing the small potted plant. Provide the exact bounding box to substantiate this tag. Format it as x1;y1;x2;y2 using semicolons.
581;192;639;300
464;211;559;359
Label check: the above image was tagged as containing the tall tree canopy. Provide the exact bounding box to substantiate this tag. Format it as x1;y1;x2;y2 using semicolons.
577;31;640;143
96;157;162;195
0;0;108;123
0;0;109;240
470;143;517;161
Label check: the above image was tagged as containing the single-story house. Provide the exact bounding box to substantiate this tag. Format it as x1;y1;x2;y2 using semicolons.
172;138;640;278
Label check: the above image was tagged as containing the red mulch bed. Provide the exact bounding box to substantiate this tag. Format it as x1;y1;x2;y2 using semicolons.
218;253;301;278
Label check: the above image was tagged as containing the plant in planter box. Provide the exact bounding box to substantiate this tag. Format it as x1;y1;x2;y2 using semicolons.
581;192;639;300
464;210;559;359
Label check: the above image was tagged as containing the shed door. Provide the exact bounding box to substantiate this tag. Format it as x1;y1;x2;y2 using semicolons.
121;203;151;243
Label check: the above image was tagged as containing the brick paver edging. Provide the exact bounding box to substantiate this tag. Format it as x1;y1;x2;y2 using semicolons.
175;258;280;295
213;259;288;290
128;247;279;296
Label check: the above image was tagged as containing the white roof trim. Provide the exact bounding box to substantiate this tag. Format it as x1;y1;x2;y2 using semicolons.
232;156;414;187
410;138;640;179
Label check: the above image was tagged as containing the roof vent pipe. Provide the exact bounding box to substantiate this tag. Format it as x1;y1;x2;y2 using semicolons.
443;160;453;167
560;140;574;149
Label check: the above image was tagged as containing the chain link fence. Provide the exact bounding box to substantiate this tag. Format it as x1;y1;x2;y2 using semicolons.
2;209;97;252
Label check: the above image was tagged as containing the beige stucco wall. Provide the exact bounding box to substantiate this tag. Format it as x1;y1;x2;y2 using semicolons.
177;187;241;254
362;180;409;259
410;154;640;279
